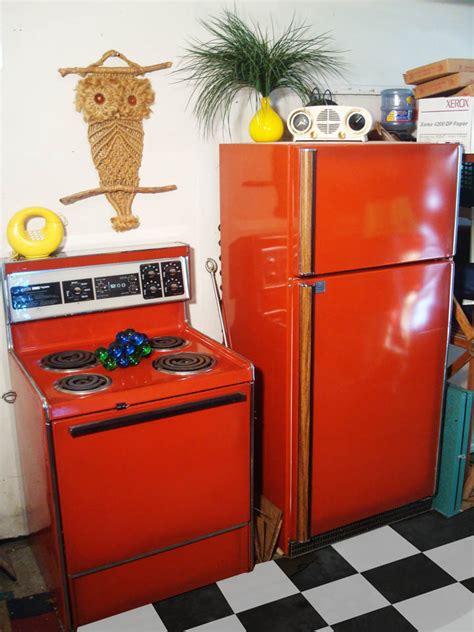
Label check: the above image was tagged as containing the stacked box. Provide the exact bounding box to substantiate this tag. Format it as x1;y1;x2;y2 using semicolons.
416;96;473;153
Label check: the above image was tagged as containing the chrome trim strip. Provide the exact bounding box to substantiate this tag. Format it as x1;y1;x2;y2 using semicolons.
1;260;13;350
452;146;462;259
434;148;463;495
250;381;255;569
10;350;49;413
9;351;74;631
71;522;250;579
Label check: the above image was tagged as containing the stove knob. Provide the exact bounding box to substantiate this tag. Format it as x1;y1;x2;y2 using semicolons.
148;284;159;295
146;269;157;280
168;267;177;277
72;285;82;296
170;282;179;293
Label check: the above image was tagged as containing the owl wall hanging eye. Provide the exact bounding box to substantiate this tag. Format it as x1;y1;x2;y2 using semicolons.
59;50;176;232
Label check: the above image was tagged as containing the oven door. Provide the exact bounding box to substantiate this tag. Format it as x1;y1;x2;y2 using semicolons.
52;383;252;576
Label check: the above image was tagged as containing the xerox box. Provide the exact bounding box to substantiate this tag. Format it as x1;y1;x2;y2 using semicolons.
417;96;474;152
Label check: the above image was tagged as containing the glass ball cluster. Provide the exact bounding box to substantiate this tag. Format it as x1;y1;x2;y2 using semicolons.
95;329;152;370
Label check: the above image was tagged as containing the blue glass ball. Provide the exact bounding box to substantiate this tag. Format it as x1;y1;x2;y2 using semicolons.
131;332;146;346
108;343;123;358
116;331;129;345
125;343;136;356
117;355;130;368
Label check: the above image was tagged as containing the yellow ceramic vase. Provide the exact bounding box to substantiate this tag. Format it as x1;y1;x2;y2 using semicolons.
249;97;284;142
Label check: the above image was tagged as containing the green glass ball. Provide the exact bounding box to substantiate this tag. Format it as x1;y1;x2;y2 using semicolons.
103;356;117;371
95;347;108;361
129;353;141;366
139;343;152;357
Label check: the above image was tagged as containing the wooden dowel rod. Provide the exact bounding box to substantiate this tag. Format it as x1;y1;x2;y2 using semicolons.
58;62;172;77
60;184;177;205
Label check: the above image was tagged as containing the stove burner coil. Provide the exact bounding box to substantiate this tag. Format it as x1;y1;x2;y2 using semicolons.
54;373;112;395
41;350;98;372
150;336;189;351
153;353;216;375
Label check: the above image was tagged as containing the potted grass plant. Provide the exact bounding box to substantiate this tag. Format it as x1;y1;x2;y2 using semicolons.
177;9;345;141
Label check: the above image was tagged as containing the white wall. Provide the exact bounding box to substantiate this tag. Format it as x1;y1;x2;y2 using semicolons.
1;0;473;538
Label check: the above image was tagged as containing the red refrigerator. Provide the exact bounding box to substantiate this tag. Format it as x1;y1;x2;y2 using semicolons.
219;142;460;556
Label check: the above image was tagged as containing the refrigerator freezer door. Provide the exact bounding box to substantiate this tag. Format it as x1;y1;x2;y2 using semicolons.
295;260;452;537
294;143;460;275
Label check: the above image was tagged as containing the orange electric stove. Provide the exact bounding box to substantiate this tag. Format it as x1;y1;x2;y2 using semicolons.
3;243;254;631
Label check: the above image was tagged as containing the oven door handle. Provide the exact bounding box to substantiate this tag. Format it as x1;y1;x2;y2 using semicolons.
69;392;247;438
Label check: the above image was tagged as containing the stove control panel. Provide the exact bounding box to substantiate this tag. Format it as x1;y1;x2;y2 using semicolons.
63;278;94;304
6;256;190;322
140;260;186;300
95;274;141;300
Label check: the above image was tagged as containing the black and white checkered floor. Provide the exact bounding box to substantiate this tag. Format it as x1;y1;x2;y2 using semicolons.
79;510;473;632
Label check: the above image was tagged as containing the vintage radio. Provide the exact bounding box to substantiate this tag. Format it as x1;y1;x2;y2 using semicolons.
287;105;372;142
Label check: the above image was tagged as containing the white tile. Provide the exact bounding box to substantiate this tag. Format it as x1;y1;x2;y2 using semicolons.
332;526;419;572
78;604;166;631
303;574;389;625
395;583;474;631
186;614;246;631
425;536;474;581
217;560;298;613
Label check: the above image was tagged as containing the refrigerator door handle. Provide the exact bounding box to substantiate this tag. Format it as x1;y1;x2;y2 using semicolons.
297;283;315;541
299;149;317;276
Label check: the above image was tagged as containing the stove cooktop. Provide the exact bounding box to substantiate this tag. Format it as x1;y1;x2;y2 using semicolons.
54;374;112;395
150;336;189;351
153;353;216;375
41;350;99;372
19;328;253;420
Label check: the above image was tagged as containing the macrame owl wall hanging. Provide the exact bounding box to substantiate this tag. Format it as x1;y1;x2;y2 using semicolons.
59;50;176;232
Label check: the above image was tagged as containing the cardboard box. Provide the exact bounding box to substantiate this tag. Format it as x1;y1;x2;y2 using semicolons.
456;85;474;96
416;96;473;153
414;72;474;99
404;58;474;85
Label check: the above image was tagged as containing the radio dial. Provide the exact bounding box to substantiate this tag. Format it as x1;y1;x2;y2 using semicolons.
290;111;312;133
348;112;366;132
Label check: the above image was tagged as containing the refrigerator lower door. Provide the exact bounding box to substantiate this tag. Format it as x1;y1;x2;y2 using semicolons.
297;260;452;537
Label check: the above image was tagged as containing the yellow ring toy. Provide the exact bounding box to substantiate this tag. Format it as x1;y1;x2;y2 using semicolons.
7;207;64;259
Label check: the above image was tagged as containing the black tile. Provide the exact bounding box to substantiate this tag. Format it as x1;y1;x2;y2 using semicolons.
390;509;474;550
237;593;327;632
332;605;417;632
7;592;54;620
461;577;474;592
362;553;456;603
276;546;357;591
153;583;232;631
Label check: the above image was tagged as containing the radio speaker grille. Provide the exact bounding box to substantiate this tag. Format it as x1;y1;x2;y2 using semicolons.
316;108;340;134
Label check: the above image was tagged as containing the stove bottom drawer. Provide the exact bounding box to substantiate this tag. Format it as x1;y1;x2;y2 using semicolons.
71;524;251;627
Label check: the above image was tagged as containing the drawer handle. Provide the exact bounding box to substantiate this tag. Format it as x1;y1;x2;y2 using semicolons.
69;392;247;438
